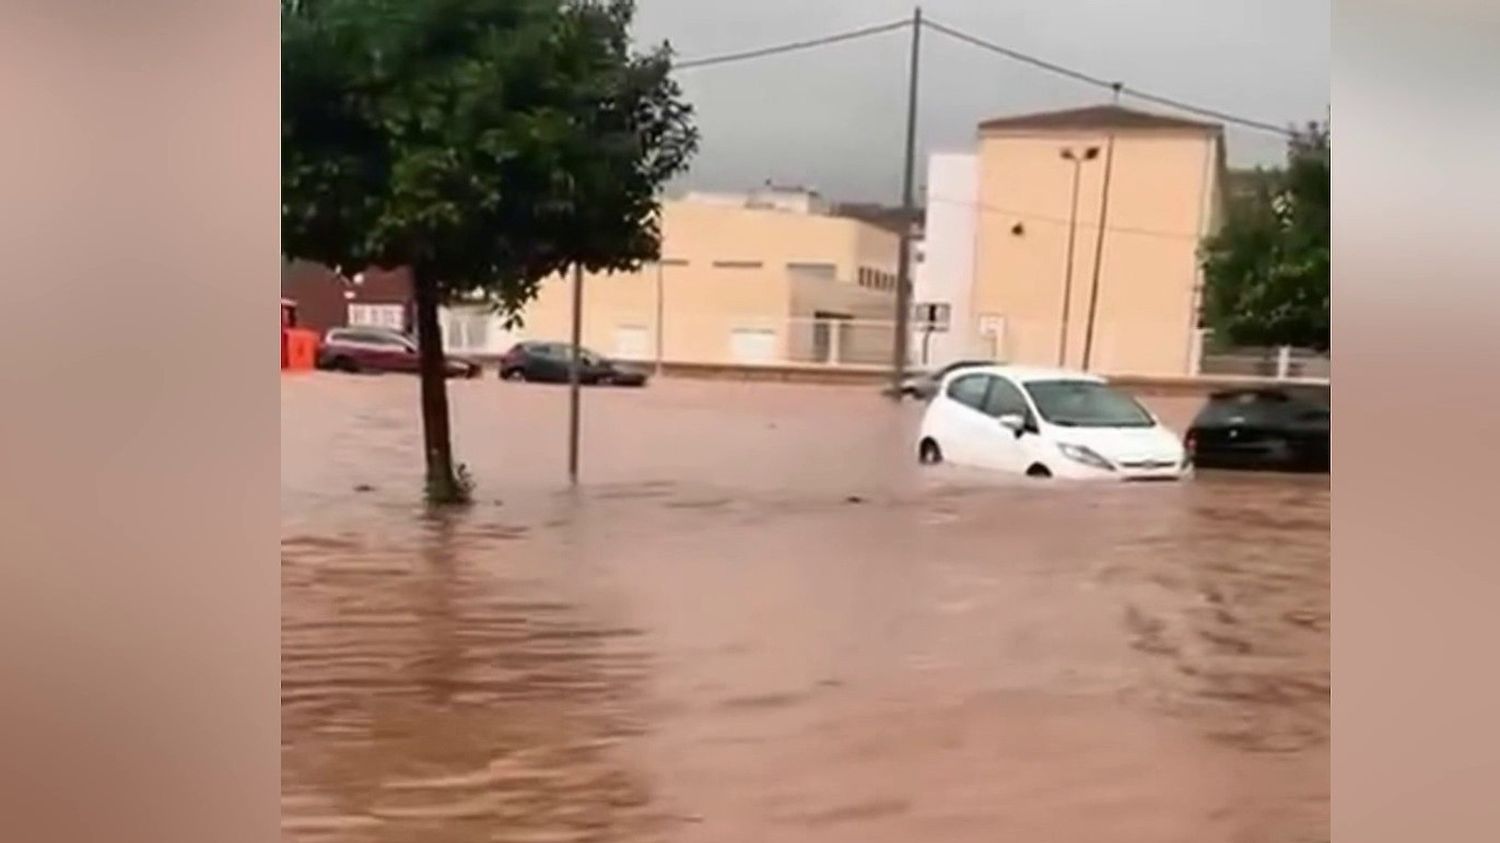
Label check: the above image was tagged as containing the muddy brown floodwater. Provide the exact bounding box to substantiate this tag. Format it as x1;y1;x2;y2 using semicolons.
282;375;1328;843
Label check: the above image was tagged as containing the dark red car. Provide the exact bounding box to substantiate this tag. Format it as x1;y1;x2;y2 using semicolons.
316;326;480;378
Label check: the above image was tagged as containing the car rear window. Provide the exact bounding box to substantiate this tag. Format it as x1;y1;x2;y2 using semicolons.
1195;390;1325;426
332;329;386;344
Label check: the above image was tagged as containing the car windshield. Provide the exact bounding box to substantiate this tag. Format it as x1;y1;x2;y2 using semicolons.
1024;380;1155;428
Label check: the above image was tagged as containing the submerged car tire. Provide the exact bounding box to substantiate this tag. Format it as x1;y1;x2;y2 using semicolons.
918;438;943;465
330;356;359;374
501;368;526;382
1025;463;1053;478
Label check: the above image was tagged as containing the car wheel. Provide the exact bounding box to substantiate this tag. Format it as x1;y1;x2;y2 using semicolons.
918;438;943;465
330;356;358;374
1025;463;1052;479
501;368;526;382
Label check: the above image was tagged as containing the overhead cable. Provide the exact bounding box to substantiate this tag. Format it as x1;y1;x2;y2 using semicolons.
674;19;911;70
920;18;1295;137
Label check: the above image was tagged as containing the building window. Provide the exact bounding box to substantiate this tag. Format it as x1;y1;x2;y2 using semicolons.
613;324;650;360
713;260;763;270
348;303;405;330
442;310;490;352
857;267;897;291
787;261;836;279
729;328;777;362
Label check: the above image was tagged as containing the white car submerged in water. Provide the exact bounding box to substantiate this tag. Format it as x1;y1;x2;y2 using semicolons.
916;365;1189;481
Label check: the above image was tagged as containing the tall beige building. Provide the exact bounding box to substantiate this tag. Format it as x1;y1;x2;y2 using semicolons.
442;188;900;365
919;105;1226;376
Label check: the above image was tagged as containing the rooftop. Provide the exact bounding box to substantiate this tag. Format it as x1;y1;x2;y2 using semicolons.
978;104;1220;134
683;182;831;215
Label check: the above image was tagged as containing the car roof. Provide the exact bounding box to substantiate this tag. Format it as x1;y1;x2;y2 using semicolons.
940;364;1105;385
939;358;995;371
328;326;411;341
1208;383;1329;404
332;325;403;334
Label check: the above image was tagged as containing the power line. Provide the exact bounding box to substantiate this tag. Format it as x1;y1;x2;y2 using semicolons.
671;17;1296;138
920;18;1294;138
674;19;911;70
1116;87;1292;136
926;195;1201;242
921;18;1116;91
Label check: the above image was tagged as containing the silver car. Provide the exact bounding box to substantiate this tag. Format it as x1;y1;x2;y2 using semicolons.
897;359;997;401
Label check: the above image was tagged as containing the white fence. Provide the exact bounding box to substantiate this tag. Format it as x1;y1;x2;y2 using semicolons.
785;317;901;366
439;303;1328;383
1198;346;1330;380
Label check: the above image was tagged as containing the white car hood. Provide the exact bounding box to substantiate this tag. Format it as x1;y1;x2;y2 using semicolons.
1049;424;1183;464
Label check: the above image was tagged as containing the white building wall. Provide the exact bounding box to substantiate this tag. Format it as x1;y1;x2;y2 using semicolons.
439;305;523;356
912;152;981;367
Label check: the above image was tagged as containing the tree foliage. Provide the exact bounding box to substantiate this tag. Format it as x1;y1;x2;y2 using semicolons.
1201;122;1329;351
282;0;697;501
283;0;698;310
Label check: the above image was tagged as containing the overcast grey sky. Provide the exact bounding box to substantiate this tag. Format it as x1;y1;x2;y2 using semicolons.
633;0;1329;203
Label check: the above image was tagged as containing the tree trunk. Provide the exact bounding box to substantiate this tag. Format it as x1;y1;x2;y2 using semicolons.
412;270;461;503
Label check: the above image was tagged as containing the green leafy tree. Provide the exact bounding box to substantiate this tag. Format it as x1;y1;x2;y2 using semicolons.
1201;122;1329;351
282;0;697;503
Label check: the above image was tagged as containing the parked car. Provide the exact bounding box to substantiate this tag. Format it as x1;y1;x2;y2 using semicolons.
498;341;649;386
1184;385;1329;472
897;359;997;400
917;365;1189;480
317;327;480;378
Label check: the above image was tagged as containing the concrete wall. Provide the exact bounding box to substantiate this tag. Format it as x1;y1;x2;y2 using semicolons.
971;128;1220;376
913;152;981;367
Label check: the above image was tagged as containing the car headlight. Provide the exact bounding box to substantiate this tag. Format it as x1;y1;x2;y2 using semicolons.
1058;443;1115;471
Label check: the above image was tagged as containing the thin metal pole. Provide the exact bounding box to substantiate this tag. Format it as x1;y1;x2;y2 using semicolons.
890;6;922;396
567;263;583;484
1080;132;1116;371
654;260;665;376
1058;159;1085;367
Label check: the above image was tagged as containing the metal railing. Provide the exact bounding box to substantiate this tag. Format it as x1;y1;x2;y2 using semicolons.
784;317;902;366
439;304;1330;383
1198;346;1330;380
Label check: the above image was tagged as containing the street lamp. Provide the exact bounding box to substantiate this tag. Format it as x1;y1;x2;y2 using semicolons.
1057;145;1099;367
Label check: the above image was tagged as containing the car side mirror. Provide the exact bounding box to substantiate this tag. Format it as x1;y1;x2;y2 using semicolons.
998;414;1026;438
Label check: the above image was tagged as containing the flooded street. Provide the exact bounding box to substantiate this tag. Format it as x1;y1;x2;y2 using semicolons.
282;375;1328;842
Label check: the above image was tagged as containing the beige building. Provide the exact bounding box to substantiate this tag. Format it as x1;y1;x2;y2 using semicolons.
442;188;901;365
919;105;1225;376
